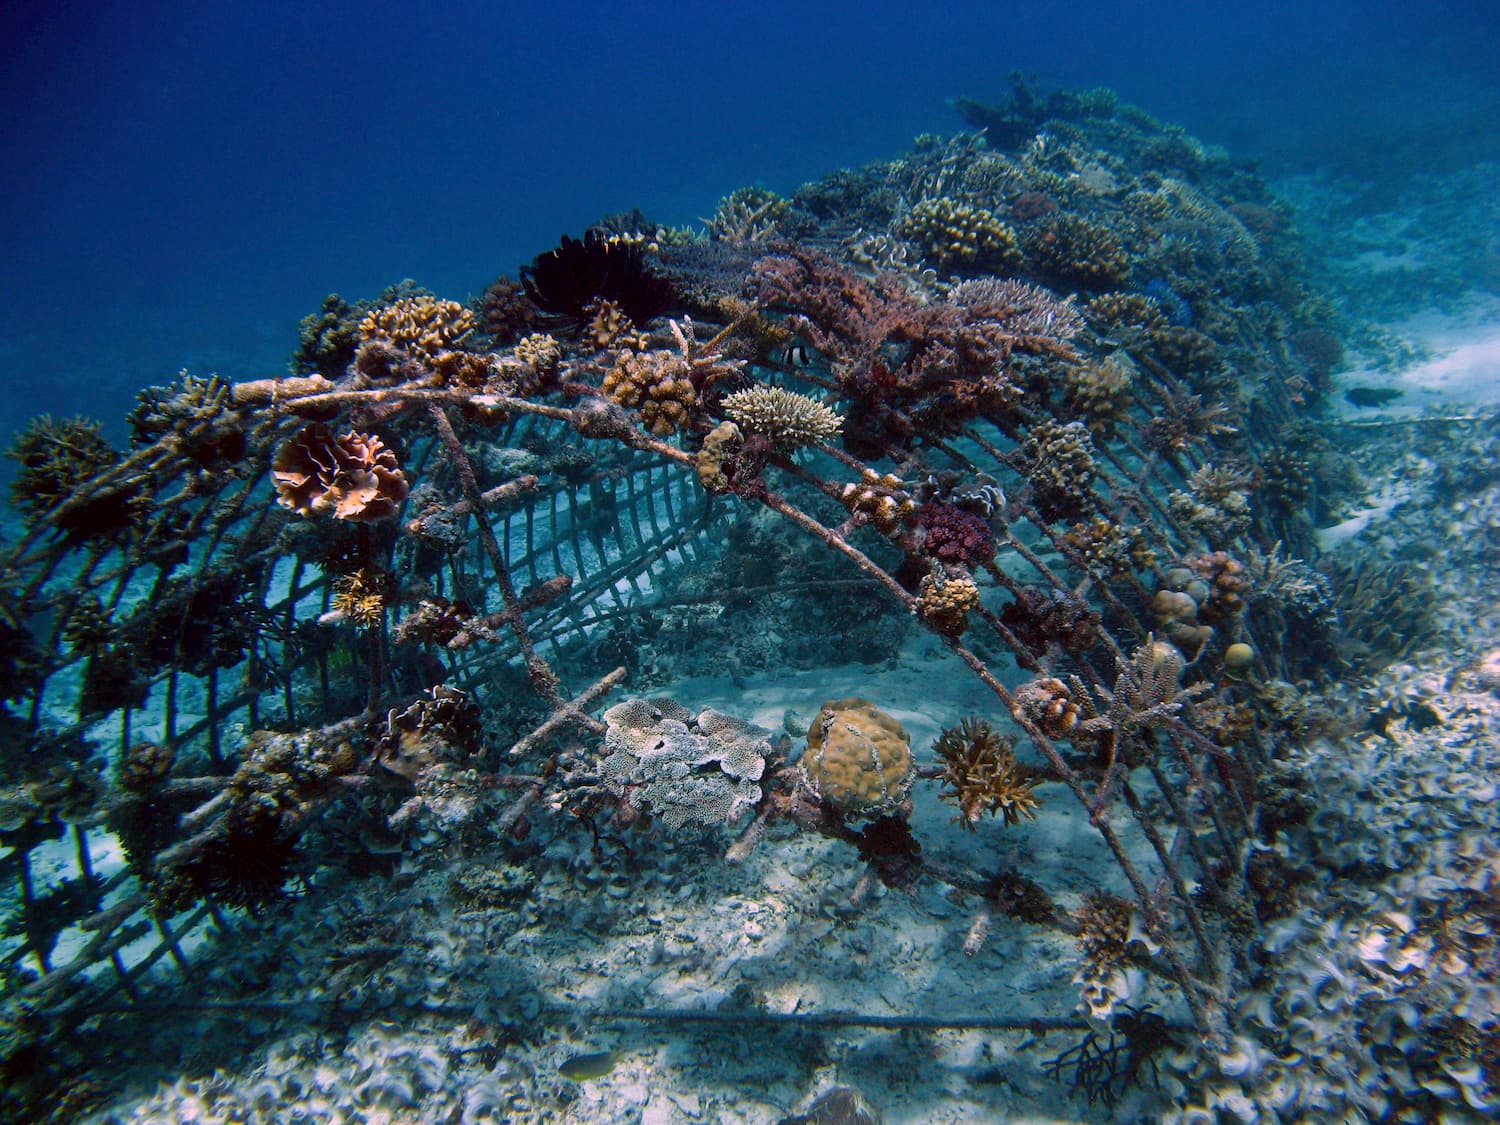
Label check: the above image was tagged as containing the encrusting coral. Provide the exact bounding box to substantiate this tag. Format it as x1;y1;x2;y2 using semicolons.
271;425;410;522
803;697;914;818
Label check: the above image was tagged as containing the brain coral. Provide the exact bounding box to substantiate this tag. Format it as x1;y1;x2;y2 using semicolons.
804;697;914;817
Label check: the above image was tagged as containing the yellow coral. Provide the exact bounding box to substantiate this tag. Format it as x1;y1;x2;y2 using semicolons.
917;570;981;636
804;697;913;817
602;349;697;436
898;197;1022;274
358;296;475;356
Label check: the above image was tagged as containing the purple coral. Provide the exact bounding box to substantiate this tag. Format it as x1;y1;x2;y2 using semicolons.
918;501;997;568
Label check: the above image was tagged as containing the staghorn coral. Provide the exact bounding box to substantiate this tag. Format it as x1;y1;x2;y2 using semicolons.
803;697;913;818
721;385;843;450
897;197;1023;274
1022;419;1098;523
7;415;145;539
933;716;1039;829
599;698;768;830
708;186;790;243
329;569;387;629
271;425;410;522
126;372;245;465
1168;464;1253;546
917;567;982;637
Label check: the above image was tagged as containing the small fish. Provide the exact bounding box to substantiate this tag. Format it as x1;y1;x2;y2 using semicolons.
772;343;817;369
1344;385;1403;408
557;1049;619;1081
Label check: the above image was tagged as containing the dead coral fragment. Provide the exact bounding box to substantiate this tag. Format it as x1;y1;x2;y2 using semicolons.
721;385;843;450
271;425;409;522
804;697;914;817
934;717;1039;829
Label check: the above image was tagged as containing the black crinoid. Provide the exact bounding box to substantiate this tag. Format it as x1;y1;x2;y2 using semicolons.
520;229;675;332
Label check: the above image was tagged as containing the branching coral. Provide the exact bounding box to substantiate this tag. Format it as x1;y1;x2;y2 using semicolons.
271;425;410;522
6;415;144;538
359;296;476;357
708;186;789;243
933;717;1039;829
1168;464;1253;545
602;319;743;436
1025;214;1131;289
897;197;1023;274
1063;517;1154;580
1021;419;1098;522
721;385;843;450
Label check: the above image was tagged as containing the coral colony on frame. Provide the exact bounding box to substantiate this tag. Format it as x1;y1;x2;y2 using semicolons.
2;74;1498;1124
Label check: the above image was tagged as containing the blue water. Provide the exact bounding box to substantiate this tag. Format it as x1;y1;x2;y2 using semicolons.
2;0;1497;440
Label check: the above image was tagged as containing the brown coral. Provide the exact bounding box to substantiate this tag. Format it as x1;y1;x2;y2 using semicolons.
917;568;982;637
271;425;409;522
933;717;1039;829
897;197;1023;274
602;348;697;435
1012;676;1082;740
840;470;915;535
358;296;476;357
1022;419;1097;523
804;697;914;817
695;421;743;493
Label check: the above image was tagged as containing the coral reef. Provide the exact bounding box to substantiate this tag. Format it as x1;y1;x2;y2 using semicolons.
917;567;982;637
803;698;913;818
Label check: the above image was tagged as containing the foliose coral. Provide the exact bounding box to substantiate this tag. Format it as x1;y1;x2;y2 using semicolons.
271;425;410;522
599;698;768;830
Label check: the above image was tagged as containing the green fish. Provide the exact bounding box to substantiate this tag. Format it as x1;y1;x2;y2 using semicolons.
558;1050;619;1081
1344;386;1403;408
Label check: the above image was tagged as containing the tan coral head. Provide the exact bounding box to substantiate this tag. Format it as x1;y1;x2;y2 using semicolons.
271;424;409;522
804;697;914;817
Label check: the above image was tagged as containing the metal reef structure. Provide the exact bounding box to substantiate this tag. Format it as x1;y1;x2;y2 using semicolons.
0;85;1352;1115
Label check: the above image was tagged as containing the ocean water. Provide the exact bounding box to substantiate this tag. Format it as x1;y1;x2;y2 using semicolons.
2;3;1500;1123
